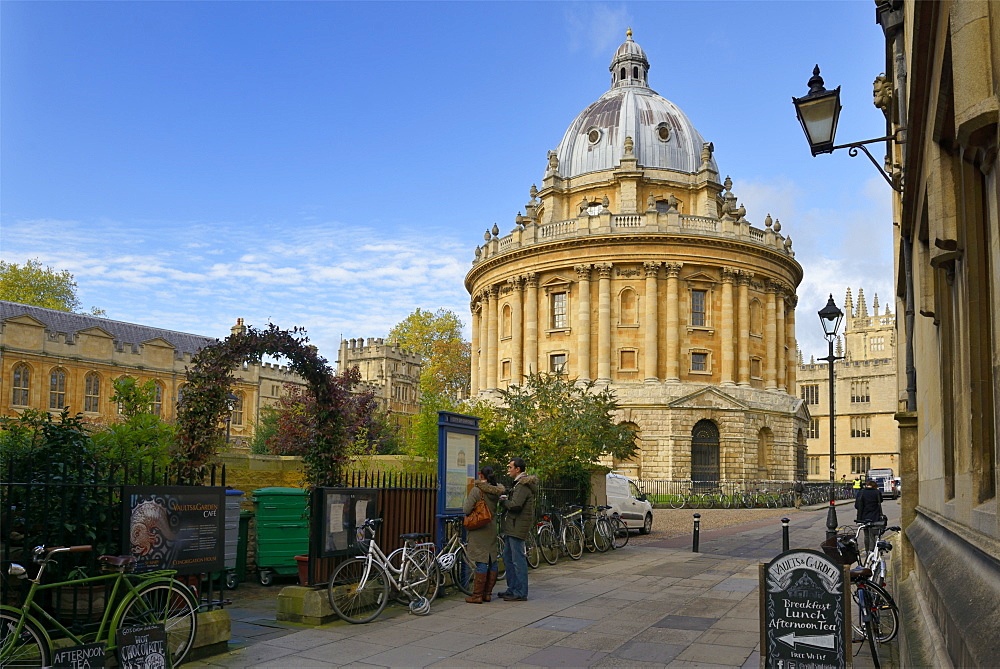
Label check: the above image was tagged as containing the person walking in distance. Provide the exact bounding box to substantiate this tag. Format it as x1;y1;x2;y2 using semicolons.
792;480;805;509
855;479;884;552
497;457;537;602
462;466;505;604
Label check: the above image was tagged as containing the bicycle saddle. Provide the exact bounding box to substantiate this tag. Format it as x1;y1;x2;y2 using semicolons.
849;566;873;582
399;532;431;541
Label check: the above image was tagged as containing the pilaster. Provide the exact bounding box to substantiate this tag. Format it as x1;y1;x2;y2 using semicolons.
596;263;613;382
665;263;682;381
575;264;593;381
643;262;661;382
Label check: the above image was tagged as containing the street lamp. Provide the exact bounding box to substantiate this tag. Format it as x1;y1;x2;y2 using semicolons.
792;65;902;192
818;295;844;541
225;392;239;444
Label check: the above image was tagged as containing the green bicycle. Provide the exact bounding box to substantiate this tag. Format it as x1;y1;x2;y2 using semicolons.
0;544;199;667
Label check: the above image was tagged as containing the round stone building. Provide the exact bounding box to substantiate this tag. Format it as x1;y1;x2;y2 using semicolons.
466;31;809;482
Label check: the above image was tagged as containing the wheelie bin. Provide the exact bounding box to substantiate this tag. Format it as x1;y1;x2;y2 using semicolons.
251;487;309;586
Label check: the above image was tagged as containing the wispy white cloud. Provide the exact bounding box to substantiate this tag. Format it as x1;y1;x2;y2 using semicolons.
564;4;632;58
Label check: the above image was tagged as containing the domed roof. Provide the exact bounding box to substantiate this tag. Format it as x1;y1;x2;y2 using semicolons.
553;30;717;179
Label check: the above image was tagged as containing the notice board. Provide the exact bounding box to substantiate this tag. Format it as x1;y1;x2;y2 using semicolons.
124;485;226;574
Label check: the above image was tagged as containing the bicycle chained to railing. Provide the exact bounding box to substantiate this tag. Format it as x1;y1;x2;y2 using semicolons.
535;507;585;564
0;544;199;668
434;516;480;596
327;518;440;624
821;526;901;669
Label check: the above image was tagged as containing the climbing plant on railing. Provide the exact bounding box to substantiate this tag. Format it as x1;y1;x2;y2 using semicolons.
175;323;361;486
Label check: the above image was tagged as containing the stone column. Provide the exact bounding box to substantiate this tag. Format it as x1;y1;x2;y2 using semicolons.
524;273;538;375
721;268;737;385
776;285;787;392
596;263;613;382
575;264;593;381
665;263;683;381
478;289;490;391
643;261;661;382
487;285;499;390
765;280;777;389
470;299;480;396
737;271;752;386
786;294;798;391
509;276;524;384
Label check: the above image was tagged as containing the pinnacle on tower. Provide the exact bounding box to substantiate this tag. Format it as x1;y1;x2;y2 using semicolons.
844;287;854;316
857;288;869;318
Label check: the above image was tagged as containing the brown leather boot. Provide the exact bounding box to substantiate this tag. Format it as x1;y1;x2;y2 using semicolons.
465;572;486;604
483;570;498;602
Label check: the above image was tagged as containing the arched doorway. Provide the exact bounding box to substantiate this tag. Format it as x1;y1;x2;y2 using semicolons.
691;419;720;484
613;421;641;478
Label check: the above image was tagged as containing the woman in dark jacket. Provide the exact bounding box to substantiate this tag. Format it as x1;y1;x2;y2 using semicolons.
462;466;505;603
855;479;884;552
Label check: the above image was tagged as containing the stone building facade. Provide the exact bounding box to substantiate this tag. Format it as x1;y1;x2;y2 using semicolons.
465;31;809;482
336;337;421;418
0;301;302;445
874;1;1000;665
797;288;898;481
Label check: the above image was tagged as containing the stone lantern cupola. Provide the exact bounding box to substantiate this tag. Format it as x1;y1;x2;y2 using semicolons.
611;28;650;88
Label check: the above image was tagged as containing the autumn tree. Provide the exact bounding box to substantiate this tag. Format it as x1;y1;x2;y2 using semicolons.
387;308;470;398
0;259;104;315
483;372;637;481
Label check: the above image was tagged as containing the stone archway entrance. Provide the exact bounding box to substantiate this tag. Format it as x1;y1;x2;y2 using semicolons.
691;419;720;484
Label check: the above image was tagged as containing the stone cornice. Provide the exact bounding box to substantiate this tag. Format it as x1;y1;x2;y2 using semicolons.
465;233;802;291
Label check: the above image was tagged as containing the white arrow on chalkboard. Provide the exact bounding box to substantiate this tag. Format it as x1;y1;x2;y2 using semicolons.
776;632;836;650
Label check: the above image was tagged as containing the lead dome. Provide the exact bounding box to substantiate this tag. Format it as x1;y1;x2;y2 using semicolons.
553;29;717;179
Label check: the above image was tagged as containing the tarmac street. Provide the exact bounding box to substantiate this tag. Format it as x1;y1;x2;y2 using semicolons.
190;499;901;668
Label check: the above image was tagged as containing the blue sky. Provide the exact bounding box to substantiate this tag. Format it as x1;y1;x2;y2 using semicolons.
1;1;893;362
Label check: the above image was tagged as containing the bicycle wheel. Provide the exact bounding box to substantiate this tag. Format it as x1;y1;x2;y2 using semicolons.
328;558;389;624
610;516;629;549
451;545;475;596
863;597;882;669
582;518;597;552
565;525;584;560
701;494;716;509
114;580;198;667
402;548;440;603
525;532;540;569
720;493;733;509
538;526;559;565
0;612;50;668
668;493;686;509
862;582;899;643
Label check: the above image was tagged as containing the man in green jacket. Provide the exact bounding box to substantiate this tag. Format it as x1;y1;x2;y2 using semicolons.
497;457;538;602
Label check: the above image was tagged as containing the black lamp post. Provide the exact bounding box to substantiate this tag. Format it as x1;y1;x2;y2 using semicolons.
792;65;902;192
818;295;845;541
225;392;239;444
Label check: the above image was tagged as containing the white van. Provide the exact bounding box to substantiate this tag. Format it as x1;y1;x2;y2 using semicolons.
605;472;653;534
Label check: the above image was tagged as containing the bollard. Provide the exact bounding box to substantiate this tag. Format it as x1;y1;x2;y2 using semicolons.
692;513;701;553
782;517;790;552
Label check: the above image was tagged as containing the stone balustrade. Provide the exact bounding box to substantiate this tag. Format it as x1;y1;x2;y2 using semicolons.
474;209;792;264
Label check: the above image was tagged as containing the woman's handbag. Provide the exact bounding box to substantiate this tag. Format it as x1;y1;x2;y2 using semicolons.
464;498;492;530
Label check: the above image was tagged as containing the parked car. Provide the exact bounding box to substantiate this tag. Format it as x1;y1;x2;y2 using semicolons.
605;472;653;534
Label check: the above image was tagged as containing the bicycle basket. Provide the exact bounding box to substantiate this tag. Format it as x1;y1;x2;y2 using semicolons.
821;535;860;565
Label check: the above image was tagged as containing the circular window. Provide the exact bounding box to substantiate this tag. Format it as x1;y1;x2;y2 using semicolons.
656;123;671;142
587;128;601;144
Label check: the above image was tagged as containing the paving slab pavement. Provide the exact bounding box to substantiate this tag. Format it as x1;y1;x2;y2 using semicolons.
189;500;900;668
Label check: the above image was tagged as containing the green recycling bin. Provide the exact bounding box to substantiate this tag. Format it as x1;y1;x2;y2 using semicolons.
252;487;309;586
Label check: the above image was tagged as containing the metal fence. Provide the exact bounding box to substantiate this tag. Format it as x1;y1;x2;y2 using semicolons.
1;456;228;623
633;479;855;508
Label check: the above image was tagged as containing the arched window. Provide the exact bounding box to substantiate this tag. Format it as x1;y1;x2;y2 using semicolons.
757;427;773;478
12;363;30;406
692;420;720;483
502;304;512;339
49;368;67;410
619;287;637;325
231;391;245;426
749;299;763;335
796;429;808;480
84;372;101;413
620;67;626;80
151;382;164;417
633;66;639;79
